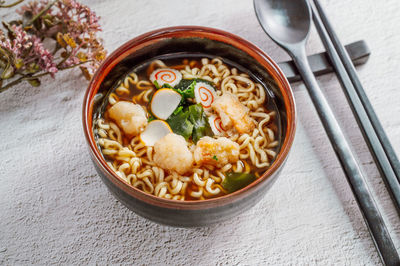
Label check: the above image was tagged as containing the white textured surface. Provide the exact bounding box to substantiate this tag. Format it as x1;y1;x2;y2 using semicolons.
1;0;400;265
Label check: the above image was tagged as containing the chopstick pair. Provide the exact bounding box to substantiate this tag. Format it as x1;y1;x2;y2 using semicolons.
311;0;400;214
309;0;400;264
310;0;400;214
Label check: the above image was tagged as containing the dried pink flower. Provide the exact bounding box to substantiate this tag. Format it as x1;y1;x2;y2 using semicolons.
1;0;106;92
0;25;58;75
31;34;58;75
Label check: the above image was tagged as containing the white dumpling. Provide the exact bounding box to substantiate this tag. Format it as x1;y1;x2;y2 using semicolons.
108;101;147;137
212;92;255;134
153;133;194;175
193;136;240;167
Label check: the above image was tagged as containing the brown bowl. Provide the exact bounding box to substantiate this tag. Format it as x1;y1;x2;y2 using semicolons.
82;26;296;227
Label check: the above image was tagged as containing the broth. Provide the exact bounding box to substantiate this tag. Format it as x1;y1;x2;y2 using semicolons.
94;54;282;200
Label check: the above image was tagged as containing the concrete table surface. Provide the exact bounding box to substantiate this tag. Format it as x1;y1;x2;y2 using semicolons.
1;0;399;265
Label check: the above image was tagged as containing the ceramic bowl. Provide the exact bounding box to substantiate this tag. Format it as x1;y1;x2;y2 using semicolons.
83;26;296;227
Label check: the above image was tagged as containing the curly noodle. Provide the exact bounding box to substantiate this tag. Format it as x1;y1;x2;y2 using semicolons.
94;58;278;200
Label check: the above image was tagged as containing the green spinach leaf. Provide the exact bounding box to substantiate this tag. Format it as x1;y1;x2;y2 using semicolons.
174;79;195;91
188;104;212;143
166;103;212;141
173;79;196;100
166;107;193;140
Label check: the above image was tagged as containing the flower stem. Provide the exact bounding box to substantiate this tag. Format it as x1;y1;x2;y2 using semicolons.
27;0;58;25
0;75;25;93
0;60;92;93
0;0;23;8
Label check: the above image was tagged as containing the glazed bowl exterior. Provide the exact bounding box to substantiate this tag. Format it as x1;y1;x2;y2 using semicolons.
83;26;296;227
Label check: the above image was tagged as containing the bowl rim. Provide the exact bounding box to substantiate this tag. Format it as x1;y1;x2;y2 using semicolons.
82;26;296;210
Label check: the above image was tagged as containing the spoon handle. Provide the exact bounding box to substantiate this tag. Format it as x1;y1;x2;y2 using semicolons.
291;46;399;263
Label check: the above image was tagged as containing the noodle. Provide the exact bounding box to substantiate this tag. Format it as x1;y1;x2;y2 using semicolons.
95;57;278;200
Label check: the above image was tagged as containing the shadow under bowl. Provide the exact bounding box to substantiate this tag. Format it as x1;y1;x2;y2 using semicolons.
83;26;296;227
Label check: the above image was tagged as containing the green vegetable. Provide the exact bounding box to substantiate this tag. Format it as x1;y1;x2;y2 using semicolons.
173;79;196;100
175;78;215;98
166;103;212;141
161;83;173;89
153;80;161;89
181;80;196;99
147;114;156;122
174;79;195;91
222;172;257;193
188;104;212;143
173;106;183;115
212;155;218;161
166;106;193;140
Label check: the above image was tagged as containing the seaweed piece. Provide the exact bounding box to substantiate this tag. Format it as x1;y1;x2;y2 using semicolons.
222;172;257;193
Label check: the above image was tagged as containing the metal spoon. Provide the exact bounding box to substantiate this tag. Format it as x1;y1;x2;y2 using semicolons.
254;0;399;263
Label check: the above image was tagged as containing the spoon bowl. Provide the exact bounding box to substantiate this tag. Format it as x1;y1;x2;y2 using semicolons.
254;0;311;46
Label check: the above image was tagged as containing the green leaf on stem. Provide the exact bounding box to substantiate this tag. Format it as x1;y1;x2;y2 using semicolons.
1;66;14;79
1;59;14;79
28;78;41;87
26;63;39;74
2;21;15;40
15;58;23;69
22;11;33;26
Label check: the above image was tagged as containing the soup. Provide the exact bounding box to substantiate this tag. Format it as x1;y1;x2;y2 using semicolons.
94;56;280;201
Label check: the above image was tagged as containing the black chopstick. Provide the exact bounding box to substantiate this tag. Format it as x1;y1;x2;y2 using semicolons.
310;0;400;214
310;1;400;264
311;1;400;186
